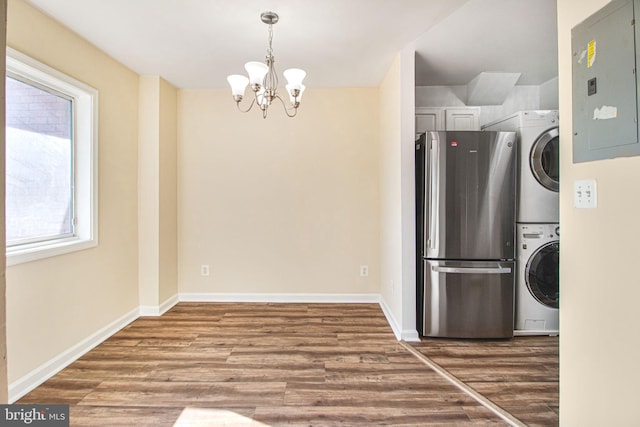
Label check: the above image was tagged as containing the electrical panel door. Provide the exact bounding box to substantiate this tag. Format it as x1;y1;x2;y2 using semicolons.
572;0;640;163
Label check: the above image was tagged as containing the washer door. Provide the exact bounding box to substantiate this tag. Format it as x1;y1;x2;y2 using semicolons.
526;241;559;309
530;127;559;192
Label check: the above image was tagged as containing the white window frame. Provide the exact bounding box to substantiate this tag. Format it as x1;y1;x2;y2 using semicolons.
6;47;99;266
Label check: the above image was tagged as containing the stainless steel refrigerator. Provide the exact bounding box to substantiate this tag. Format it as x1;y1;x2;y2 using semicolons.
416;131;517;338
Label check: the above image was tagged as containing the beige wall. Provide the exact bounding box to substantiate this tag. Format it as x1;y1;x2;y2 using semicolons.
177;88;380;296
6;0;139;382
138;76;178;308
138;77;160;306
399;46;417;337
159;78;178;303
379;47;418;340
558;0;640;424
379;54;403;323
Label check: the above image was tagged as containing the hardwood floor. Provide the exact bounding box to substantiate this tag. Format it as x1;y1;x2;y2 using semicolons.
409;336;559;427
17;303;557;426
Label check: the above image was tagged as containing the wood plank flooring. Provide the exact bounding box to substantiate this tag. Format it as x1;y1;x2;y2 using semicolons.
16;303;557;426
409;336;559;427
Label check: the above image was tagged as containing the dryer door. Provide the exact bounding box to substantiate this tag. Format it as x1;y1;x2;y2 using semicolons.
530;127;559;192
526;241;559;309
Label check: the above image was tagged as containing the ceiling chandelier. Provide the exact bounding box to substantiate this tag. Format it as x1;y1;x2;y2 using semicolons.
226;11;307;119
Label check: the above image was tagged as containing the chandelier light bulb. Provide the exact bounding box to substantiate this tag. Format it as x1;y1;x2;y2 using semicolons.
256;87;268;109
286;84;305;105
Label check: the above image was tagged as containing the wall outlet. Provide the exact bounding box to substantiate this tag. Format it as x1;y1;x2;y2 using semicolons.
200;264;210;276
359;265;369;277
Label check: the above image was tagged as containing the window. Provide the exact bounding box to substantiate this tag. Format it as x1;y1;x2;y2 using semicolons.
6;48;98;265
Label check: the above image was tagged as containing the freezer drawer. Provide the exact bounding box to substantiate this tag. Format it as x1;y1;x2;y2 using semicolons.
423;260;514;338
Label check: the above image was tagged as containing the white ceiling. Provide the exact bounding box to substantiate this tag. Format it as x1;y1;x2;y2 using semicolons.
23;0;557;90
415;0;558;86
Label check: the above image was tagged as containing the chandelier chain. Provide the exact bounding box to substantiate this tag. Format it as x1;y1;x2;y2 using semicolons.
267;23;274;58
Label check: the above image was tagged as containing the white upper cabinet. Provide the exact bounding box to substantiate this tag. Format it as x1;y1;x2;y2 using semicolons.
445;108;480;130
416;107;480;132
416;107;444;133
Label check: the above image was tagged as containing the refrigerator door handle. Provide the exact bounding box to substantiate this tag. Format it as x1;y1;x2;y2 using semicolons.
426;132;439;251
431;266;512;274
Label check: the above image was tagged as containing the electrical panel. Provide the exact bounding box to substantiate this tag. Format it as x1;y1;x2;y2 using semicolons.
572;0;640;163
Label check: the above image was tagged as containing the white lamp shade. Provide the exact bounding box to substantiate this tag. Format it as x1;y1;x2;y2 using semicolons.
287;84;305;104
245;61;269;86
283;68;306;90
227;74;249;97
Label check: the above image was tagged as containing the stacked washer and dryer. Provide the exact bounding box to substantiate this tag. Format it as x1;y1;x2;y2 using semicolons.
483;111;560;336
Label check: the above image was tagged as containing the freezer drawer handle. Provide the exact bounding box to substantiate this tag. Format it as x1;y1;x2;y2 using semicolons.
431;266;512;274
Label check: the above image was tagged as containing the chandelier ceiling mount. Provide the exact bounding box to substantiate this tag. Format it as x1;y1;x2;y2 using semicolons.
260;11;279;25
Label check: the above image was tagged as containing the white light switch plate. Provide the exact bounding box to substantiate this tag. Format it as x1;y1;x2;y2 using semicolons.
574;179;597;208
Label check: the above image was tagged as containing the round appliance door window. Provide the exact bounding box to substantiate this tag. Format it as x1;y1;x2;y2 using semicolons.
526;241;559;309
530;127;559;192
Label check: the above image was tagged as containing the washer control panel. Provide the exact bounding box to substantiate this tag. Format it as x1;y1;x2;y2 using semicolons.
518;223;559;252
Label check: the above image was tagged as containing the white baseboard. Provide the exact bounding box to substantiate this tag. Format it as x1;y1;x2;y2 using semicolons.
378;297;420;342
8;307;140;403
378;297;402;340
178;292;381;304
401;329;421;342
139;294;180;316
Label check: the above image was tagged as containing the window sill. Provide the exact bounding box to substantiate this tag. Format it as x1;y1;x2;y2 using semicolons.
6;237;98;266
